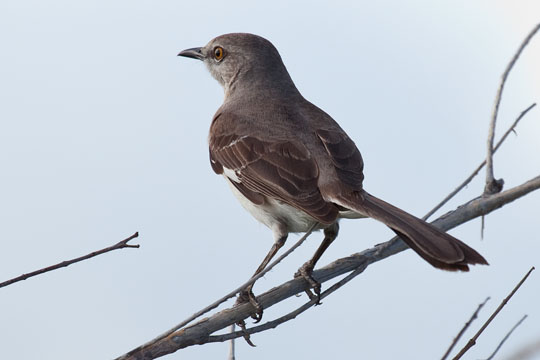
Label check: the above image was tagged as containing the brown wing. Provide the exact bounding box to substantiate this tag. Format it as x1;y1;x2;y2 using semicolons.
209;130;338;225
316;128;364;190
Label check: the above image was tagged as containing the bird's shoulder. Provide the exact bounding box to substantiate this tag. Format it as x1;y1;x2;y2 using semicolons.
300;101;365;189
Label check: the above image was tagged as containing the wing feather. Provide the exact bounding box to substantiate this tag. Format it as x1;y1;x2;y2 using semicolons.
316;128;364;189
209;120;338;224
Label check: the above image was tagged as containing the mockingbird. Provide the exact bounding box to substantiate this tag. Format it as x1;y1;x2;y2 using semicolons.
179;33;487;321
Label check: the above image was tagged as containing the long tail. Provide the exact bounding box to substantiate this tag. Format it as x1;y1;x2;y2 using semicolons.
337;191;488;271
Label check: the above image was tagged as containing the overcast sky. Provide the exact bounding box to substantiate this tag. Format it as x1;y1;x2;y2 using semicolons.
1;1;539;359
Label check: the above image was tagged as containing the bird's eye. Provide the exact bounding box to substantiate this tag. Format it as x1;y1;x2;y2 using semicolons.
213;46;225;61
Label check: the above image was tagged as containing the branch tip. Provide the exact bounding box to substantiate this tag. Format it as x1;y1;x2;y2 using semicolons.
485;22;540;193
0;232;141;289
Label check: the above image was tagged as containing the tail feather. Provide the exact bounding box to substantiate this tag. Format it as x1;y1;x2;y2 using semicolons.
337;191;488;271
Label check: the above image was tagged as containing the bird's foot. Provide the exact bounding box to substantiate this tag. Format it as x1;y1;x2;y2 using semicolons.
294;261;321;304
235;286;264;323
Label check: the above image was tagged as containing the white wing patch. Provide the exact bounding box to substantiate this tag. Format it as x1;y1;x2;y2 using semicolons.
223;166;241;183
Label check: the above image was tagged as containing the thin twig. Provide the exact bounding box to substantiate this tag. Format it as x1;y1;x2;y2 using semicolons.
228;324;235;360
452;267;536;360
0;232;140;289
440;297;491;360
483;315;528;360
485;22;540;194
423;103;536;220
117;223;318;359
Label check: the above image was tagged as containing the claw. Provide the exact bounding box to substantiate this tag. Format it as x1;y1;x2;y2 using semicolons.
247;290;264;322
295;261;322;305
236;319;256;347
236;287;264;323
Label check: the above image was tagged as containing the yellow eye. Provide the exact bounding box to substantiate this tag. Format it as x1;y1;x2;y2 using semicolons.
214;46;224;61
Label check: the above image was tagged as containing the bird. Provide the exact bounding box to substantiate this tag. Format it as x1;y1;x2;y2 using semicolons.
178;33;488;322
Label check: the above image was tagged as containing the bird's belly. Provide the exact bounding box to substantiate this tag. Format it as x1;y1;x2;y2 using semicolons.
225;178;318;233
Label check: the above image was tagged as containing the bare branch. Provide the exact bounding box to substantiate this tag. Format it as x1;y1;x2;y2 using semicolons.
227;324;235;360
424;103;536;220
485;22;540;194
441;297;491;360
0;232;140;289
115;176;540;360
452;267;536;360
483;315;528;360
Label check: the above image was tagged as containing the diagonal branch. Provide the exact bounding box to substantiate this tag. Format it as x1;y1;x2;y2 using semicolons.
452;267;536;360
0;232;140;289
115;175;540;360
485;22;540;194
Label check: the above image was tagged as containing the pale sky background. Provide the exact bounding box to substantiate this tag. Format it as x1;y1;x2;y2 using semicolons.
1;1;539;359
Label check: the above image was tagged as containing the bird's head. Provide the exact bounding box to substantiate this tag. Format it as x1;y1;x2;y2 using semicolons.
178;33;296;97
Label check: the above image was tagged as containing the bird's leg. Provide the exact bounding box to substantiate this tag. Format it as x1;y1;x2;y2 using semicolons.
236;233;287;323
295;223;339;304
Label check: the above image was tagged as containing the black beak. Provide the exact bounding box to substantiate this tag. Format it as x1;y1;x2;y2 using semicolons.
178;47;204;60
